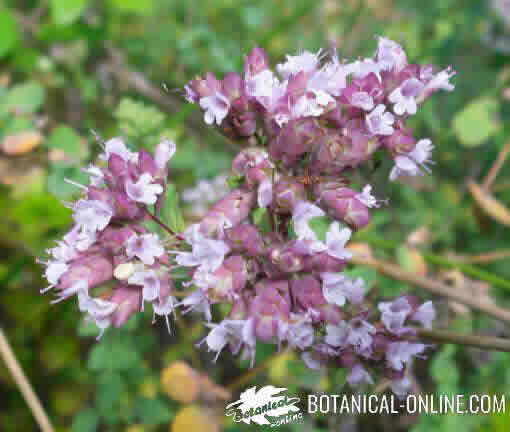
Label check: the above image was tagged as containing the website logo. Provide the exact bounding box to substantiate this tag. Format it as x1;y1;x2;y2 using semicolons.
225;385;303;427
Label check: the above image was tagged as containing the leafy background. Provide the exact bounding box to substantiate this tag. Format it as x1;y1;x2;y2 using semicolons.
1;0;510;431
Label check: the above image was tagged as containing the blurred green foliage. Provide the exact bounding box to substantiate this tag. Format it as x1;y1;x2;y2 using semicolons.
1;0;510;431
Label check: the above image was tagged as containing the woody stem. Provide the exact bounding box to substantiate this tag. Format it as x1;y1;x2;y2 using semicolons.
414;328;510;352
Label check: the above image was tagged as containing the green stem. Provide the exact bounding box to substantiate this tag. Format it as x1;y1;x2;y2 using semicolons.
354;231;510;292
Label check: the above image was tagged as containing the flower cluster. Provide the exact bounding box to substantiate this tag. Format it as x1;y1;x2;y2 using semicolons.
181;38;453;394
42;138;177;337
41;37;454;395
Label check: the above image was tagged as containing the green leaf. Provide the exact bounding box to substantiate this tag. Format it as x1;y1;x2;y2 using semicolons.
46;126;85;159
453;97;499;147
161;184;185;233
114;98;165;142
134;397;172;425
50;0;89;26
71;409;99;432
1;82;45;115
343;266;377;290
96;372;126;422
88;336;141;372
47;164;88;199
430;344;459;394
109;0;154;14
308;216;331;242
226;174;245;189
0;9;19;58
252;207;272;234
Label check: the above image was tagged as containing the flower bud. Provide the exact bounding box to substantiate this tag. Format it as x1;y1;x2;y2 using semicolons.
318;187;371;230
200;188;256;237
225;224;265;257
113;262;136;280
269;118;322;167
290;275;324;309
303;252;347;273
382;128;416;154
272;178;306;214
108;285;142;327
58;253;113;294
204;255;248;303
185;73;221;99
250;279;291;342
244;47;270;77
268;242;306;273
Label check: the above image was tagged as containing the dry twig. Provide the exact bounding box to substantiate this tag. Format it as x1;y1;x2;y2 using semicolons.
351;255;510;324
0;328;54;432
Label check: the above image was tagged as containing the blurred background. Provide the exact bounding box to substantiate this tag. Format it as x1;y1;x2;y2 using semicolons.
1;0;510;431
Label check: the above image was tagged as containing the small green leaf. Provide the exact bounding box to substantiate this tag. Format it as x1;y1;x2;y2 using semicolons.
88;336;141;371
252;207;272;234
46;126;85;159
71;409;99;432
96;372;126;421
0;9;19;58
453;97;499;147
226;174;245;189
134;397;172;425
109;0;154;14
161;184;185;233
114;98;166;143
1;82;45;115
47;164;88;199
308;216;331;242
430;344;459;394
50;0;89;26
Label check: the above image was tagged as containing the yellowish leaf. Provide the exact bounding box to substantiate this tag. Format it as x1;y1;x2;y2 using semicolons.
468;181;510;226
161;361;201;403
171;405;221;432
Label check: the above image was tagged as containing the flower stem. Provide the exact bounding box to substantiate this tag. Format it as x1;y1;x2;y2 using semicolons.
415;328;510;352
146;210;184;240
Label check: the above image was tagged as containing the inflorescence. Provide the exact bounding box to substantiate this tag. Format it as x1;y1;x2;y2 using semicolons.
41;37;455;396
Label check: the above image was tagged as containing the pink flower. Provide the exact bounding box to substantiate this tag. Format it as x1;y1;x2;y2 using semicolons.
125;233;164;265
125;173;164;205
347;364;373;386
321;273;365;306
73;199;114;233
100;137;137;163
411;301;436;329
349;91;375;111
199;92;230;125
276;50;321;78
376;37;408;72
389;138;434;180
389;78;425;116
128;269;161;304
44;261;68;286
324;222;353;261
355;185;379;208
257;178;273;208
174;224;230;272
366;104;395;136
386;341;426;371
378;297;413;335
154;139;176;169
